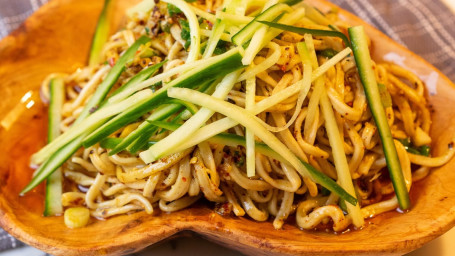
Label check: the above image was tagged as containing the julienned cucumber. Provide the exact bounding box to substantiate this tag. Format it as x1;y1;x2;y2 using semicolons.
89;0;113;66
110;80;213;155
165;87;358;206
348;26;410;210
21;90;154;195
82;49;243;147
150;120;357;206
231;3;291;47
43;78;65;216
76;36;151;125
258;21;351;48
30;37;152;166
108;103;184;155
22;38;153;195
108;61;165;100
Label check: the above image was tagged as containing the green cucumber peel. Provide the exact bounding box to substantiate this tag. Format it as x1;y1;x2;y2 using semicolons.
258;21;351;48
24;37;152;194
164;87;358;206
100;137;156;150
106;79;214;155
89;0;113;66
43;78;65;216
82;50;243;147
349;26;410;210
231;3;291;46
398;138;430;156
108;103;184;155
22;137;83;195
77;35;151;125
107;60;166;100
150;120;357;205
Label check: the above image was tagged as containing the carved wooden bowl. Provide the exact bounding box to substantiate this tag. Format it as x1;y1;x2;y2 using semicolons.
1;0;454;255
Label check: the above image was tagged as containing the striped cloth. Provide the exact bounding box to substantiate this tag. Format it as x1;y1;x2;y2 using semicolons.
0;0;454;252
330;0;455;81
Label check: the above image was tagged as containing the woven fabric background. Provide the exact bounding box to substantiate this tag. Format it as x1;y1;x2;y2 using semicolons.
0;0;454;252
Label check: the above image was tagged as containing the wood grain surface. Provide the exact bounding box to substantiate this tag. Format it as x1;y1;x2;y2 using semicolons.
0;0;454;255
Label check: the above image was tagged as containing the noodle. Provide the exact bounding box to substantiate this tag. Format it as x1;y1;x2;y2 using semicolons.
35;0;454;232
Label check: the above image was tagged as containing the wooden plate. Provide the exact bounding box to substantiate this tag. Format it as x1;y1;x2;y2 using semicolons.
1;0;454;255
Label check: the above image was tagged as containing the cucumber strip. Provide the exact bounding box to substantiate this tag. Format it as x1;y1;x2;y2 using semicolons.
89;0;113;66
150;120;345;200
245;76;256;177
241;11;285;65
215;11;252;25
257;7;306;50
43;78;65;216
109;103;184;155
82;49;243;147
258;21;351;48
108;79;214;155
142;70;241;162
190;5;216;23
108;48;241;104
378;83;392;108
202;19;226;59
31;89;154;165
162;0;200;63
164;48;350;154
77;35;151;125
107;61;165;100
101;138;156;150
349;26;410;210
231;3;291;47
127;89;210;154
299;3;331;26
281;0;303;5
25;36;151;194
162;88;357;205
22;137;83;195
242;26;268;65
162;49;351;156
149;121;287;163
22;90;154;195
316;67;365;226
126;0;155;18
300;39;363;226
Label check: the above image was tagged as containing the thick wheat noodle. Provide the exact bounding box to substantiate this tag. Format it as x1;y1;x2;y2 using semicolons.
37;0;454;232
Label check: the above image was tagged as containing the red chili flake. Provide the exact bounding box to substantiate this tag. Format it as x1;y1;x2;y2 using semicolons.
182;177;187;182
280;65;287;72
347;102;353;107
108;58;115;67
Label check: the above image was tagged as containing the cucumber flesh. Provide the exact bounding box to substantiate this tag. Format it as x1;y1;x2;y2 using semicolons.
231;3;291;47
82;49;243;147
76;36;151;126
23;37;153;194
89;0;113;66
349;26;410;210
43;78;65;216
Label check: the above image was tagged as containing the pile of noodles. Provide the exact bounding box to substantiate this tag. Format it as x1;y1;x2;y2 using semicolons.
39;0;455;231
